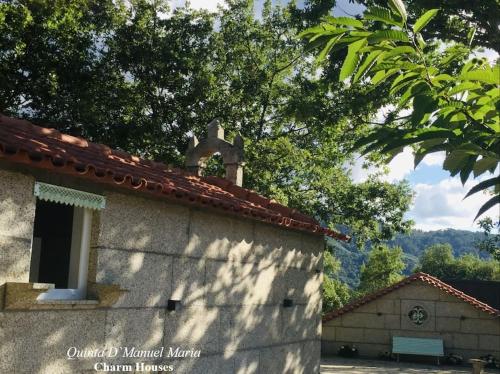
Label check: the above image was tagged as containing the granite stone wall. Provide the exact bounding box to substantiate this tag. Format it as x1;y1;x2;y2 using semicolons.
322;282;500;361
0;170;324;374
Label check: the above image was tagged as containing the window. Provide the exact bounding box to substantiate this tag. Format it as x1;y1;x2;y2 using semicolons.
29;182;105;300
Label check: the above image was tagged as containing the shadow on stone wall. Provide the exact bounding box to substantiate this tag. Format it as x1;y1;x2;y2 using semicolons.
1;191;323;374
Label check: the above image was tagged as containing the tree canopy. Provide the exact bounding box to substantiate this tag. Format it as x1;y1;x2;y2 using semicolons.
358;0;500;52
357;244;405;294
416;243;500;281
301;0;499;221
0;0;414;243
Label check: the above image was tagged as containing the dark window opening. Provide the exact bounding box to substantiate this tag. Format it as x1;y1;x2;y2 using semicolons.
31;200;74;288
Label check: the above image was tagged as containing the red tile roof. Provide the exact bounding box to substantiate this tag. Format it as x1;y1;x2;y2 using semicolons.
0;114;348;241
323;272;500;322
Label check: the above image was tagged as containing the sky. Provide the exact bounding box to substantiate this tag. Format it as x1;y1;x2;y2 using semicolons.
170;0;499;232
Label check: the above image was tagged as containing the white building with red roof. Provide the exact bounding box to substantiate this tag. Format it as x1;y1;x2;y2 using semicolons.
322;272;500;362
0;114;348;373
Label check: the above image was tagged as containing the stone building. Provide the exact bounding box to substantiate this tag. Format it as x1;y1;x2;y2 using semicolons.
0;114;348;374
322;272;500;361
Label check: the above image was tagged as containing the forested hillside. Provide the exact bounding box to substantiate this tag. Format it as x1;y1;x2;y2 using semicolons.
330;229;489;287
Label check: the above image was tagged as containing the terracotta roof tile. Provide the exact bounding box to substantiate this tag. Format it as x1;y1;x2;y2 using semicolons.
0;114;348;241
323;272;500;322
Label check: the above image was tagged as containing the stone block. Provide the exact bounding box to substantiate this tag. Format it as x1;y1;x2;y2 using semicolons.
259;342;311;374
98;193;189;254
0;170;35;239
221;305;282;351
164;305;220;354
401;283;442;300
96;248;172;307
436;301;479;318
253;223;291;265
226;218;256;263
336;327;364;343
281;267;320;306
104;308;164;363
401;300;436;331
170;354;233;374
355;302;377;313
232;349;260;374
171;257;206;306
283;304;320;342
323;326;336;341
0;310;106;373
479;334;500;351
302;340;321;374
187;209;252;260
436;317;460;332
452;333;478;350
376;299;396;314
384;314;400;329
205;260;257;306
461;317;500;334
324;316;342;327
341;312;383;329
321;340;338;356
363;328;390;344
0;235;32;284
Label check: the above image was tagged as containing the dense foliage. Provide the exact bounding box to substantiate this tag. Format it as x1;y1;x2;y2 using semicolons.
358;0;500;52
357;244;405;294
331;228;496;287
322;251;351;313
302;0;500;220
0;0;414;243
415;243;500;281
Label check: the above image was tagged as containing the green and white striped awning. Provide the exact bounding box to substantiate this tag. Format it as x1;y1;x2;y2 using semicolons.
34;182;106;210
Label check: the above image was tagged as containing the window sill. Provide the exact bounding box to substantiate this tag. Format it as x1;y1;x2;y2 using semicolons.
0;282;127;310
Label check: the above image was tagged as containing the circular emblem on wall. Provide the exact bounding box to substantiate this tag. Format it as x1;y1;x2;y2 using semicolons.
408;305;428;325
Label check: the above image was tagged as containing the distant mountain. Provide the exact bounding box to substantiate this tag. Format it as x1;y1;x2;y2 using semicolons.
329;229;488;288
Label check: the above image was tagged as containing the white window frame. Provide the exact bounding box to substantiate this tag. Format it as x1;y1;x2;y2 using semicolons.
31;182;104;301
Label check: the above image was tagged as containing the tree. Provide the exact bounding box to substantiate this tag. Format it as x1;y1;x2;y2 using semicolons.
475;218;500;261
0;0;414;243
323;250;351;313
301;0;500;221
416;243;500;280
357;245;405;294
358;0;500;52
415;243;454;279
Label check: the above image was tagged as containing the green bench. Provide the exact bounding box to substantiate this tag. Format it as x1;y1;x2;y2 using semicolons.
392;336;444;364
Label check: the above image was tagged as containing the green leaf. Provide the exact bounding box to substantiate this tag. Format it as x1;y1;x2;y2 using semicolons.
353;50;382;83
462;69;496;84
324;16;363;28
474;195;500;221
443;151;470;175
473;157;499;177
388;0;407;23
368;30;409;43
370;68;400;85
460;155;478;184
412;9;439;33
339;38;366;81
416;33;426;49
467;27;476;47
364;6;402;26
398;81;428;108
382;46;416;59
447;82;481;96
316;34;344;63
411;94;438;125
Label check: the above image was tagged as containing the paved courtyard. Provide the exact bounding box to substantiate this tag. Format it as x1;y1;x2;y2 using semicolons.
321;357;500;374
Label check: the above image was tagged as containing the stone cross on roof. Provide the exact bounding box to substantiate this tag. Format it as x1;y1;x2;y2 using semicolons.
185;119;245;186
